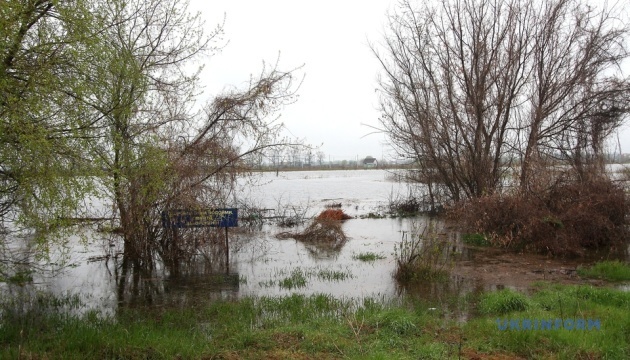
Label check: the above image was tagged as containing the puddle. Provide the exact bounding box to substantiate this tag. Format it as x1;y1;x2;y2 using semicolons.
451;246;625;292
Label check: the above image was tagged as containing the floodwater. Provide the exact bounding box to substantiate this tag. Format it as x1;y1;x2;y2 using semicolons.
7;170;427;312
2;169;628;315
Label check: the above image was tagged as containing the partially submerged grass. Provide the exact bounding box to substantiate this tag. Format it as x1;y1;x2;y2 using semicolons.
394;221;454;282
259;266;353;289
388;197;423;217
278;269;308;289
0;293;449;359
359;212;386;219
577;260;630;282
352;252;386;262
461;233;491;247
2;284;629;359
316;269;352;281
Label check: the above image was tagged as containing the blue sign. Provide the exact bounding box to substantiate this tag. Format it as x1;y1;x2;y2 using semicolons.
162;208;238;228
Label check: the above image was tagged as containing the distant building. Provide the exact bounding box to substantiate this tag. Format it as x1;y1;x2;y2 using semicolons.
363;156;378;168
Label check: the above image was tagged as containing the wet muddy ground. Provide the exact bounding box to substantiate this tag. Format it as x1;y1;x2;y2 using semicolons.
451;246;609;291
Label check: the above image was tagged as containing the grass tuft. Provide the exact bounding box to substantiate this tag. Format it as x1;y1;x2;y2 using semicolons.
461;233;490;247
316;269;352;281
577;260;630;282
278;269;308;289
478;289;531;315
352;252;386;262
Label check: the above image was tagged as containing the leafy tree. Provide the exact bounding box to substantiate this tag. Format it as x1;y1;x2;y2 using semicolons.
73;0;302;280
1;0;302;283
0;1;98;233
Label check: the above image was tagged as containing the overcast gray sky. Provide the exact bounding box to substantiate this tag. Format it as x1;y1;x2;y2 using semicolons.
190;0;392;161
191;0;630;160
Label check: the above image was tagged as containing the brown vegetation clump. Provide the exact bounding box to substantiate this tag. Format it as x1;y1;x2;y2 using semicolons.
451;179;628;257
276;209;351;243
301;219;347;242
316;209;352;221
276;219;347;244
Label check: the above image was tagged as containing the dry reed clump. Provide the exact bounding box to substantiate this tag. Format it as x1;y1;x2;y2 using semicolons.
316;209;352;221
276;210;350;243
451;179;628;257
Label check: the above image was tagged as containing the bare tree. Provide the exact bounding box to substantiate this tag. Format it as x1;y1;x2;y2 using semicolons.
374;0;630;204
270;147;283;168
375;0;532;202
304;150;314;167
520;0;630;189
317;151;326;166
290;146;302;167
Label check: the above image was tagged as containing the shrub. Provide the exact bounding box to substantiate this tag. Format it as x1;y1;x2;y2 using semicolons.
451;178;628;256
394;221;453;282
461;233;490;247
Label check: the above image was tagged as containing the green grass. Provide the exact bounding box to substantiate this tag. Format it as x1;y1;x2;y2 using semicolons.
352;252;386;262
477;288;531;315
577;260;630;282
2;284;630;359
0;294;447;359
461;233;491;247
466;284;630;359
316;269;353;281
260;266;353;289
278;268;308;289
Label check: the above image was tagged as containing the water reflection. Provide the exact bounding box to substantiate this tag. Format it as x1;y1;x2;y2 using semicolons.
1;170;628;317
300;240;346;260
2;214;628;318
396;274;483;322
110;228;240;308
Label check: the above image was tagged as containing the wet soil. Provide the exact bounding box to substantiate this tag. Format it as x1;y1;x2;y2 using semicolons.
452;246;608;291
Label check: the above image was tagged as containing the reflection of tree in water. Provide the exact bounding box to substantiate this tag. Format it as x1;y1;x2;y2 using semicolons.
300;238;347;260
395;274;479;321
110;228;240;308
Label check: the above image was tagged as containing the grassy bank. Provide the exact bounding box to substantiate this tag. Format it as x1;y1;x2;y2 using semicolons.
1;284;629;359
577;260;630;282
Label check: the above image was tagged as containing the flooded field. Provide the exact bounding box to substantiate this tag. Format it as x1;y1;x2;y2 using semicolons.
2;169;628;315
